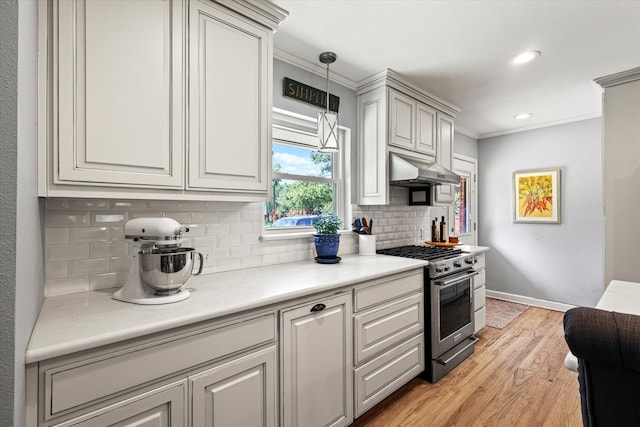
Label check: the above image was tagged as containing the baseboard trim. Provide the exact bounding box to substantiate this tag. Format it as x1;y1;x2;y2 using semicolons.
485;290;576;312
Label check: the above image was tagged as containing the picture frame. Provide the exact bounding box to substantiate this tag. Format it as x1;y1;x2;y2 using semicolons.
512;168;560;224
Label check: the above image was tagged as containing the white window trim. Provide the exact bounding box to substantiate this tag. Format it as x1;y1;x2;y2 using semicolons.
262;108;351;241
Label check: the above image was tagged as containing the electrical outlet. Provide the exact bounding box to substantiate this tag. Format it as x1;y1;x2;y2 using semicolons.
198;247;214;267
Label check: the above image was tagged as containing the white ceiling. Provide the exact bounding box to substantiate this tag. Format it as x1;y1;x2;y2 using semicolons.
271;0;640;138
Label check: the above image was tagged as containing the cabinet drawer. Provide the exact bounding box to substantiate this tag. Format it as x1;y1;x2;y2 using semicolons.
51;380;187;427
354;335;424;418
44;313;276;418
474;254;486;270
354;270;423;312
474;286;486;310
354;293;423;365
474;270;486;289
474;306;486;333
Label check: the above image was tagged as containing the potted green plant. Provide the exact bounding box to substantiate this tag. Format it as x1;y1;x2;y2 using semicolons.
313;216;342;262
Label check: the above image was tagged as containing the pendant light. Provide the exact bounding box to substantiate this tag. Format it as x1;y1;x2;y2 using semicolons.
317;52;339;152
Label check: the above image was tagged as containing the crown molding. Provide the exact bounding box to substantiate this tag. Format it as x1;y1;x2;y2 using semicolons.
595;66;640;88
479;112;601;140
454;126;480;140
273;48;358;90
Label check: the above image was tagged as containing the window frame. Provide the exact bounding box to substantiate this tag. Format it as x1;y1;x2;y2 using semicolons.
262;108;351;240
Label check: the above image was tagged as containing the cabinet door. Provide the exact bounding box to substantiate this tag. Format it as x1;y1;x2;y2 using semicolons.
435;112;455;203
55;0;184;188
388;90;415;151
188;0;271;196
52;381;186;427
281;294;353;427
415;103;436;156
357;87;388;205
191;346;277;427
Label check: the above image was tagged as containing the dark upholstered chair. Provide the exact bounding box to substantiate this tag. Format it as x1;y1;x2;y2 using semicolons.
564;307;640;427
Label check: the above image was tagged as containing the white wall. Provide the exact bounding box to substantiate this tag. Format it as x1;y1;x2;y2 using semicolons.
1;0;43;424
479;119;604;306
601;75;640;285
15;2;43;426
0;0;19;421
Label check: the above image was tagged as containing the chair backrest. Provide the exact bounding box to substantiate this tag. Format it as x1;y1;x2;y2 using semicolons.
564;307;640;427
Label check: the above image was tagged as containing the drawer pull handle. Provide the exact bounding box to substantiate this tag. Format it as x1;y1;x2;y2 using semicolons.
310;303;326;312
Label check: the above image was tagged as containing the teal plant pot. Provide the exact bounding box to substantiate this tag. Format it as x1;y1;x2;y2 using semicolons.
314;234;340;258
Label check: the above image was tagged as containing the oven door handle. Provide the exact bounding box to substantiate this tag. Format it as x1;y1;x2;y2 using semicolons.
435;270;478;288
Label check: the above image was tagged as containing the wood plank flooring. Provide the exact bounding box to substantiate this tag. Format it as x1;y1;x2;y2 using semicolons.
351;306;582;427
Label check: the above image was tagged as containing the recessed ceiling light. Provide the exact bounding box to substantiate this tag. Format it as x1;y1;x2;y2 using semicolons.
514;113;532;120
509;50;541;65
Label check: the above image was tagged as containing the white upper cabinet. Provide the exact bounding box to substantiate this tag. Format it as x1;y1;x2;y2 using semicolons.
388;90;415;151
357;70;459;205
434;112;455;203
188;0;271;196
53;0;185;189
39;0;287;201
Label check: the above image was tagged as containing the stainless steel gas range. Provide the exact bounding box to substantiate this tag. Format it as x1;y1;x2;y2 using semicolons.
377;245;479;382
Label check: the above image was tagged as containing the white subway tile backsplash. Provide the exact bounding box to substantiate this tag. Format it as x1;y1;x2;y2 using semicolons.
218;234;242;247
46;211;90;227
45;276;90;297
206;223;230;235
44;197;387;297
184;224;205;237
148;200;178;210
178;201;205;211
217;210;241;223
129;210;163;219
45;228;69;245
69;199;109;210
164;212;192;223
192;212;217;223
69;227;110;243
69;258;110;276
90;271;128;291
92;212;128;226
45;262;68;279
109;256;131;272
111;200;146;210
47;244;90;262
90;242;129;258
45;199;70;211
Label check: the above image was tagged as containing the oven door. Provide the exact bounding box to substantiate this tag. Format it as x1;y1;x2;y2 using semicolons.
430;269;478;358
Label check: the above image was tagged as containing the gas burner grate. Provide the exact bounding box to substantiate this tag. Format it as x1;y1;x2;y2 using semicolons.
377;245;462;261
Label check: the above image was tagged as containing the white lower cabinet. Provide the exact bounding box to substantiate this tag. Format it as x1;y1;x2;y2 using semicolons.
28;268;427;427
352;271;425;419
474;254;487;333
190;346;277;427
51;381;187;427
281;293;354;427
31;312;277;427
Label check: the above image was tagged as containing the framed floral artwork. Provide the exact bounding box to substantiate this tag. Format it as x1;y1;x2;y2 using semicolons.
513;168;560;223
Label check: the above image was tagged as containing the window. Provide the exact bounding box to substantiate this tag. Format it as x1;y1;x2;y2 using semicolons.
264;109;350;236
455;177;470;235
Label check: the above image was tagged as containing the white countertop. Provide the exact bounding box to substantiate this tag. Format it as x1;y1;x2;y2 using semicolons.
26;254;427;364
564;280;640;371
460;245;490;255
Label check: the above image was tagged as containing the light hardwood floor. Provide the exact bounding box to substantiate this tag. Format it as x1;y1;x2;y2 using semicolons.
351;306;582;427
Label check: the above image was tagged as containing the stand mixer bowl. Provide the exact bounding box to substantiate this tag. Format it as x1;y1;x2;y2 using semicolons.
139;247;203;295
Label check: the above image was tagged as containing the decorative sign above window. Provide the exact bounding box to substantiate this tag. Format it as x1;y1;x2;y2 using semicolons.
283;77;340;113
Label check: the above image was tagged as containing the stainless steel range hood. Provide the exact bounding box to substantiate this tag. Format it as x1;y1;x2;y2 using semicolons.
389;153;460;187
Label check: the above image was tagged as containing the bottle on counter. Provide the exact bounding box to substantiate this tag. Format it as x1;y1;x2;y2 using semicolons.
440;216;447;243
431;219;439;243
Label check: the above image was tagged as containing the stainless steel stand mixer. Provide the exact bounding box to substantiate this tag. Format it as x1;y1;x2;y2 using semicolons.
112;218;203;305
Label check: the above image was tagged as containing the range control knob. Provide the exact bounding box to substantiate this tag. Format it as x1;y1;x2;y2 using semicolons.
443;265;451;272
453;260;462;268
465;258;474;264
435;265;444;273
